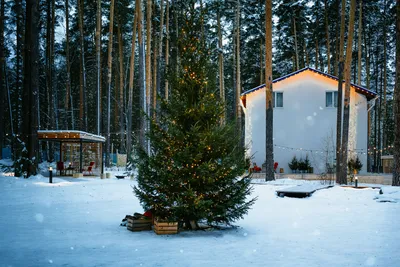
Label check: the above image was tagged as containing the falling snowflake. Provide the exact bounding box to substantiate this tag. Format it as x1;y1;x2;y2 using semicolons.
35;213;44;223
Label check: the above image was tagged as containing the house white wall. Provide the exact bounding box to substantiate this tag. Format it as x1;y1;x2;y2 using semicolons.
244;70;368;174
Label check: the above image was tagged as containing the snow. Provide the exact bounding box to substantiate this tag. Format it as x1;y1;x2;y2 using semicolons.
0;175;399;267
374;186;400;203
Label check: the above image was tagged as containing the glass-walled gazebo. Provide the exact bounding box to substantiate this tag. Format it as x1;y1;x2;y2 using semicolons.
38;130;105;176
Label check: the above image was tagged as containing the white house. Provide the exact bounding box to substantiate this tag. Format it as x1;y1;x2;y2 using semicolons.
241;67;378;174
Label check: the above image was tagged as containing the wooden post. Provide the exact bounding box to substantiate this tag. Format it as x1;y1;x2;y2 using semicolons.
59;141;62;162
79;139;83;172
101;143;104;174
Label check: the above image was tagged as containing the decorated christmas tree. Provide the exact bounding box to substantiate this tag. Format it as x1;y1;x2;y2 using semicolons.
133;4;256;229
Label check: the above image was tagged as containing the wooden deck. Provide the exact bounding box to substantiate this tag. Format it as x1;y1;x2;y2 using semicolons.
276;184;333;198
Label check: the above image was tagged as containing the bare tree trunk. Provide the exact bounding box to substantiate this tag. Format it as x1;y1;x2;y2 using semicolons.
96;0;101;135
127;1;139;163
106;0;115;167
383;0;387;150
265;0;274;181
339;0;356;185
65;0;73;130
51;0;57;130
235;0;241;138
357;0;362;84
218;7;225;125
118;21;125;153
336;0;346;183
304;40;309;67
156;0;164;111
393;0;400;186
46;0;53;131
146;0;152;124
315;38;319;70
138;0;146;150
165;0;169;100
21;0;39;177
325;0;331;74
78;0;87;131
293;17;299;71
12;0;21;160
0;0;4;159
260;39;263;83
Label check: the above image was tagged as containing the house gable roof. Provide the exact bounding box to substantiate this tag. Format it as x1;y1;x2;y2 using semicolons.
241;67;378;100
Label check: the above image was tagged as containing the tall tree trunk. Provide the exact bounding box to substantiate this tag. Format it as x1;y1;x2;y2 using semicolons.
118;21;125;153
0;0;4;159
339;0;356;185
383;0;387;151
393;0;400;186
21;0;39;177
45;0;54;161
293;17;299;71
378;68;382;171
156;0;164;113
46;0;53;131
334;0;340;76
260;39;264;83
65;0;71;130
78;0;87;131
146;0;152;125
315;38;319;70
235;0;241;139
165;0;169;100
218;8;225;125
325;0;331;74
357;0;362;84
138;0;146;150
374;50;378;171
13;0;23;160
152;28;157;120
265;0;274;181
51;0;57;130
96;0;101;135
114;56;119;130
304;40;309;67
127;1;139;164
336;0;346;183
106;0;115;167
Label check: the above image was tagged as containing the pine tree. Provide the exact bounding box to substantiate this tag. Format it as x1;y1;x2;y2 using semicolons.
134;3;255;228
393;0;400;186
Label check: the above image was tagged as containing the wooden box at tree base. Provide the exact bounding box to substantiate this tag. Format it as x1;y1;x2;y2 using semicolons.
154;220;178;235
127;216;152;232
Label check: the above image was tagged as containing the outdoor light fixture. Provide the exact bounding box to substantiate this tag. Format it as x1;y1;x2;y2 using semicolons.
49;166;53;184
355;176;358;188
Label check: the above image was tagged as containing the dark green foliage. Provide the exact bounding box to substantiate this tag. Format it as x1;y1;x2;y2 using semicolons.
297;155;311;173
288;155;298;172
348;155;363;174
134;3;256;226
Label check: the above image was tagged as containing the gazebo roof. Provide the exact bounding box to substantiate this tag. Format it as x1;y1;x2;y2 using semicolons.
38;130;106;143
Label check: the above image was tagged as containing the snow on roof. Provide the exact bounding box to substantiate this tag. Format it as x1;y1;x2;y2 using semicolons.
241;67;378;100
37;130;106;143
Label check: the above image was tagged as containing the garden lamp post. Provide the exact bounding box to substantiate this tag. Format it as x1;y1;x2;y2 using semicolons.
355;176;358;188
49;167;53;183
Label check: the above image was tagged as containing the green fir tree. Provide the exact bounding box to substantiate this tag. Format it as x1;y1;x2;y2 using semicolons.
133;2;256;229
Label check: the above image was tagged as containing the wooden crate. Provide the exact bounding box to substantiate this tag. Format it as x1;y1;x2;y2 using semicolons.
154;220;178;235
127;216;152;232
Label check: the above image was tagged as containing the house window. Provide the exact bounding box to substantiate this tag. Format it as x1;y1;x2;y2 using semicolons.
273;92;283;108
326;91;338;108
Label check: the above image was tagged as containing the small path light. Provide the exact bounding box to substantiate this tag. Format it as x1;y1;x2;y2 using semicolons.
355;176;358;188
49;166;53;184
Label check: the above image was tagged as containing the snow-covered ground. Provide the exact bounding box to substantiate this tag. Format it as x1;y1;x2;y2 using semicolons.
0;175;399;267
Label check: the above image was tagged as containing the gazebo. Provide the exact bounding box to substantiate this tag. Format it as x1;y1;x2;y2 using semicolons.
38;130;105;176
